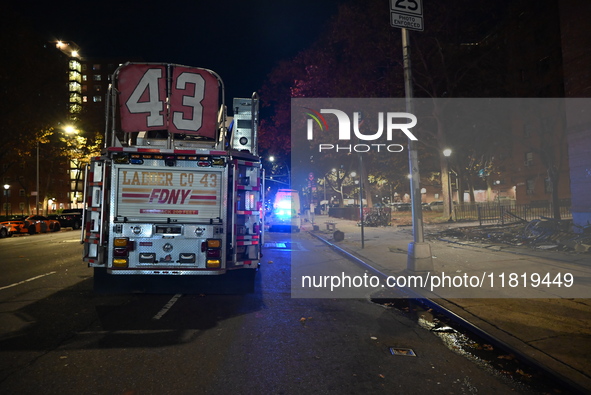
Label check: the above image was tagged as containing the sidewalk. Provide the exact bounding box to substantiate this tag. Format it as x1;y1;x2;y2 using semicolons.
303;215;591;392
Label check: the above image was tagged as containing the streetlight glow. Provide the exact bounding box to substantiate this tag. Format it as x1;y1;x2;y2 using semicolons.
443;148;452;157
64;125;77;134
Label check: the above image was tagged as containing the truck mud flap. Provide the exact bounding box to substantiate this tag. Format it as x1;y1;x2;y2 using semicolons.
93;268;258;295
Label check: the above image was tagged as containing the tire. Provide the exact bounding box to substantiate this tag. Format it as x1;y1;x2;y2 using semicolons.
28;225;36;235
73;221;81;230
53;224;61;232
0;228;7;238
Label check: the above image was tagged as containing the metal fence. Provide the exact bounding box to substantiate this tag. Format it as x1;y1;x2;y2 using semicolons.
453;200;572;225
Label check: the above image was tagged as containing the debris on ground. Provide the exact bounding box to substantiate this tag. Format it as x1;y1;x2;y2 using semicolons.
431;218;591;253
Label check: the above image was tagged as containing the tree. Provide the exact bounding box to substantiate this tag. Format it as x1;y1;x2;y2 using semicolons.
1;8;69;194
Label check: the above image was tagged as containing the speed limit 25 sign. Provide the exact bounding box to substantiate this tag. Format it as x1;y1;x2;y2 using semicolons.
390;0;423;31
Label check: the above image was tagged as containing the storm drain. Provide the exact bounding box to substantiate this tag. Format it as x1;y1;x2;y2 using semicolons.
389;347;417;357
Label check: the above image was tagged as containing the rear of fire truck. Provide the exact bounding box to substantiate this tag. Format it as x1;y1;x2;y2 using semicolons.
82;63;262;293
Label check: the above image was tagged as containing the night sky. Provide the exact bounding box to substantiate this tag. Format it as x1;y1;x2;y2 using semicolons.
9;0;344;101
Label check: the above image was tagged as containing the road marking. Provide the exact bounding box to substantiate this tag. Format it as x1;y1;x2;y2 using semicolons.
152;293;183;320
0;271;57;291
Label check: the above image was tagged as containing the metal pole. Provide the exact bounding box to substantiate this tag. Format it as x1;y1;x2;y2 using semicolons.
447;160;453;222
402;28;432;271
4;187;8;218
358;157;365;249
36;140;39;215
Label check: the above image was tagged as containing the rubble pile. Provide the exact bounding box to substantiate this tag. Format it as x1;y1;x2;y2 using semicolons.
434;219;591;253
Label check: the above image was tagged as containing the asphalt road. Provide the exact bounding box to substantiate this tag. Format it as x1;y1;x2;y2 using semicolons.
0;229;540;394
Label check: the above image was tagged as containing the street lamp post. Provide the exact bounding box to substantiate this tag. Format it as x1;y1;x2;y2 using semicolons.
350;171;365;249
36;139;41;215
3;184;9;218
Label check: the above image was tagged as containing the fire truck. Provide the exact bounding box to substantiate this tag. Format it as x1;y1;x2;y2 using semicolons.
82;62;263;293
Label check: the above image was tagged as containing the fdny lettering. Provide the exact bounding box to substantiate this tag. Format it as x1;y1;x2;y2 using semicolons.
122;171;173;186
148;189;192;204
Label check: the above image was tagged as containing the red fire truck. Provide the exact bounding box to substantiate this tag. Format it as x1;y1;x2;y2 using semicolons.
82;63;262;293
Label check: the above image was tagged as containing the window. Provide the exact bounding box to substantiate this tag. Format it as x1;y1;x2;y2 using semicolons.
93;74;102;81
526;178;535;195
19;189;25;197
92;64;101;71
94;85;101;92
524;152;533;167
93;96;102;103
545;178;553;194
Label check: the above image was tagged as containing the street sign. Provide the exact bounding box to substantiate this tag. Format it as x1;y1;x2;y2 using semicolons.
390;0;423;31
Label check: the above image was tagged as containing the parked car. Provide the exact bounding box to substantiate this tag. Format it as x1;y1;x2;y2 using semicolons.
0;223;11;238
0;215;61;235
428;200;458;212
62;208;83;215
49;210;82;230
391;202;412;211
429;201;445;212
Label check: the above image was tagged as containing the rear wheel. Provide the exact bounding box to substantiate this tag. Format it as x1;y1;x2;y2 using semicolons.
0;228;7;238
53;223;61;232
28;225;36;235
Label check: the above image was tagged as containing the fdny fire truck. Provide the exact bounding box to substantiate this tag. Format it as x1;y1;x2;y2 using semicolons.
82;63;262;293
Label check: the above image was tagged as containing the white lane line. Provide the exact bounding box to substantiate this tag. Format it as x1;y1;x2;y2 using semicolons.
0;271;57;291
152;293;183;320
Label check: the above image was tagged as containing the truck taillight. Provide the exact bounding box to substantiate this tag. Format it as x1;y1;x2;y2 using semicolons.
202;238;222;268
206;249;221;258
113;238;133;268
114;237;129;247
113;258;129;268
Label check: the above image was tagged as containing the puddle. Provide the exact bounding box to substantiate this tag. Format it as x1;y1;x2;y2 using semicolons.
371;296;575;394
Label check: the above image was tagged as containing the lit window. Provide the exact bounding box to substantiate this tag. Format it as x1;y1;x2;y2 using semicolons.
93;74;102;81
93;96;102;103
93;64;101;71
82;75;87;82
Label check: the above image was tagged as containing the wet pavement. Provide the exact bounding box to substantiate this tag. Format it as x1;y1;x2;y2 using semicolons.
303;214;591;393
